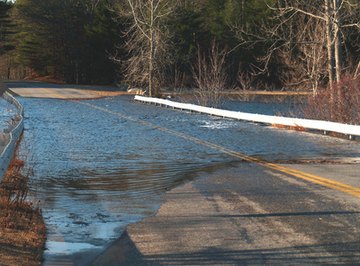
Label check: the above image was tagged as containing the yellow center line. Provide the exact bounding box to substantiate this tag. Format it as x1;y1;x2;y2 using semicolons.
78;101;360;198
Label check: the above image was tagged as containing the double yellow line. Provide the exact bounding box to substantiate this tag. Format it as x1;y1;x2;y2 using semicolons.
79;101;360;198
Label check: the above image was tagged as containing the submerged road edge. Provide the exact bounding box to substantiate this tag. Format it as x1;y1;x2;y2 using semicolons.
79;101;360;199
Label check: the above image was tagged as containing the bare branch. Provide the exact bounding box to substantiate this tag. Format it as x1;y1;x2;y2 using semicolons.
355;61;360;79
193;40;228;107
126;0;150;40
342;23;360;29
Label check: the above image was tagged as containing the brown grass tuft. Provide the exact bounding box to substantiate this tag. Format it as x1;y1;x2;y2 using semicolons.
0;154;46;266
272;124;306;132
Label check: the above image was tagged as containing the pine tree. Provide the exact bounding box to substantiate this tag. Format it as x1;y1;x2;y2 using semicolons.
0;0;15;55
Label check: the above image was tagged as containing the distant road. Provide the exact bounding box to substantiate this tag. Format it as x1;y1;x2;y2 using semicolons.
5;80;127;99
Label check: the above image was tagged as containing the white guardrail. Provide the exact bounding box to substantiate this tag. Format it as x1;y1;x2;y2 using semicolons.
0;92;24;181
134;95;360;139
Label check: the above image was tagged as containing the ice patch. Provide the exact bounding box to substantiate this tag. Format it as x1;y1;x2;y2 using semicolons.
200;120;237;129
46;241;96;255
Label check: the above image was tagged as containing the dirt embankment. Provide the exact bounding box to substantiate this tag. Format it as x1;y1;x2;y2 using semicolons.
0;156;46;266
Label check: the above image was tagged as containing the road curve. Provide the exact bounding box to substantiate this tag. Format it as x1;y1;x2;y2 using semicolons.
5;80;127;99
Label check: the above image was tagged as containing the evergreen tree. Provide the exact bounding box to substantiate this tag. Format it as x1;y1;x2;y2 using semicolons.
13;0;123;84
3;0;358;89
0;0;15;55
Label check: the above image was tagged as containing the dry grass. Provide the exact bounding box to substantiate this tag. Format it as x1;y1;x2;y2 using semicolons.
24;73;66;85
0;156;46;266
303;74;360;125
227;90;311;96
272;124;306;132
89;90;130;97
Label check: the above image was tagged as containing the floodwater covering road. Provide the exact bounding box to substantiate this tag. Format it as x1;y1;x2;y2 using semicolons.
14;90;360;264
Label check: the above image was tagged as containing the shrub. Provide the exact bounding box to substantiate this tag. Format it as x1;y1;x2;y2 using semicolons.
303;74;360;125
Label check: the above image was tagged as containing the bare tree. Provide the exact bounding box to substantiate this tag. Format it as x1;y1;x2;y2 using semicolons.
233;0;359;93
272;0;358;82
193;40;228;107
113;0;176;97
277;14;328;94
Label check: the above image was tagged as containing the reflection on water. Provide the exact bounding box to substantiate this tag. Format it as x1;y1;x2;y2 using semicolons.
18;96;360;262
222;98;302;117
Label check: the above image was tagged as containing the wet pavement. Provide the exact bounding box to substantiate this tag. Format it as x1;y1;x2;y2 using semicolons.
95;162;360;265
6;80;127;99
10;84;360;264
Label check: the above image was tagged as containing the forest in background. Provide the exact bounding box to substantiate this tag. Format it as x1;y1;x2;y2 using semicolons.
0;0;359;94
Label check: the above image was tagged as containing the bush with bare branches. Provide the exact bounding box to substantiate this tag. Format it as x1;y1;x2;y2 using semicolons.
237;70;255;91
193;41;228;107
303;74;360;125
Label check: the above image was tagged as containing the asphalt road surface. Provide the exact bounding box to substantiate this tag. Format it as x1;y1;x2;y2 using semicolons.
89;101;360;265
3;81;359;265
5;80;127;99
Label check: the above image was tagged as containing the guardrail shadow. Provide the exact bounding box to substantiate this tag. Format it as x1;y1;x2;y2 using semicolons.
92;231;360;265
143;241;360;265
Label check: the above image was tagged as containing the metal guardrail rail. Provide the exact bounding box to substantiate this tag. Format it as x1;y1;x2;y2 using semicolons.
0;92;24;180
134;95;360;139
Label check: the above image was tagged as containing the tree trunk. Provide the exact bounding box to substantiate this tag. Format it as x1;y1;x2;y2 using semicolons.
149;33;154;96
333;0;342;82
325;0;336;119
149;0;154;96
355;61;360;78
122;0;173;96
325;0;334;88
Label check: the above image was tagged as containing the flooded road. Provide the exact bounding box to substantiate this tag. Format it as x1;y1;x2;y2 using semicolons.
18;95;360;263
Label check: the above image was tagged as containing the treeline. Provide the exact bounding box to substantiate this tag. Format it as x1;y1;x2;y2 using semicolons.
0;0;359;91
1;0;121;83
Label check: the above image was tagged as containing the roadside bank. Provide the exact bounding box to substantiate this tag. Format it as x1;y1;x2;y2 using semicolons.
0;153;47;266
0;81;47;266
